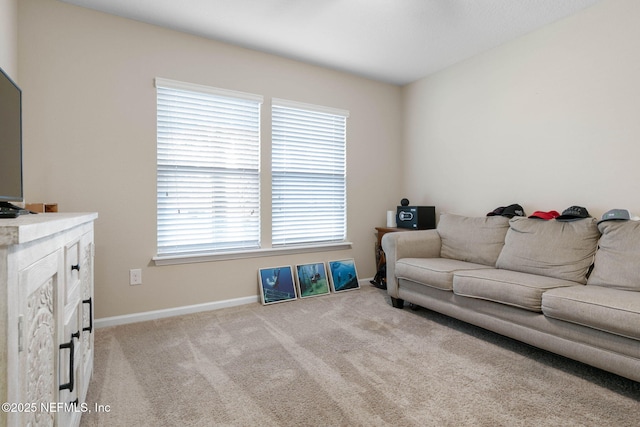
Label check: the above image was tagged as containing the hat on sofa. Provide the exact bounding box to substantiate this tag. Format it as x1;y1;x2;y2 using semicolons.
487;204;526;218
556;206;590;222
529;210;560;220
487;204;525;218
598;209;630;224
501;204;526;218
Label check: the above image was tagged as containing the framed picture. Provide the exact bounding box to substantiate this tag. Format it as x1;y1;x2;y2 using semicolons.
328;259;360;292
295;262;330;298
258;266;297;305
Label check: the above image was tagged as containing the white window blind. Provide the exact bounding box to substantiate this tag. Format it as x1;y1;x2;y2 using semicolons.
272;98;349;246
155;78;263;256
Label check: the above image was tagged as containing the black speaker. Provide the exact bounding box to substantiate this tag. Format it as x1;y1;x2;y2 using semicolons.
396;206;436;230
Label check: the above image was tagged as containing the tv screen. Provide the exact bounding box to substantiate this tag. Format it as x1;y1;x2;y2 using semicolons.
0;66;23;202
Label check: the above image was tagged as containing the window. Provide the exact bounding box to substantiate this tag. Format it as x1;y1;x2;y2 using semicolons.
155;78;263;256
271;98;349;246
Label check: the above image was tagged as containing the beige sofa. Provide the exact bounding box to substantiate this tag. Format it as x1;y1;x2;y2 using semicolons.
381;213;640;383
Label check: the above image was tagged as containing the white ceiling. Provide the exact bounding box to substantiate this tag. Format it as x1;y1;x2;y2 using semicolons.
59;0;601;85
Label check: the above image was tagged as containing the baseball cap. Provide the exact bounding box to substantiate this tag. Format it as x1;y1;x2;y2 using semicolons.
598;209;630;224
556;206;590;222
529;210;560;220
501;204;526;218
487;204;525;218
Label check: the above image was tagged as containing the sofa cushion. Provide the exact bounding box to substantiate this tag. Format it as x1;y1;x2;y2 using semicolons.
495;217;600;284
453;269;578;312
587;220;640;291
438;214;510;266
396;258;493;291
542;285;640;340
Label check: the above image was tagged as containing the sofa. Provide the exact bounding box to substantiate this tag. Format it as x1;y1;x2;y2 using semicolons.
381;213;640;383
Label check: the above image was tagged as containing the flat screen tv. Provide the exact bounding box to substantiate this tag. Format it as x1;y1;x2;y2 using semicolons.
0;66;23;204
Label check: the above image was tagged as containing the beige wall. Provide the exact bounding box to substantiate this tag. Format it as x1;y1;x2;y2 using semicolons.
403;0;640;220
0;0;18;78
20;0;637;320
18;0;403;318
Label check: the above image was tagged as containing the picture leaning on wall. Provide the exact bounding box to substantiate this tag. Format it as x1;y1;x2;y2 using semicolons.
259;266;297;305
328;259;360;292
295;262;331;298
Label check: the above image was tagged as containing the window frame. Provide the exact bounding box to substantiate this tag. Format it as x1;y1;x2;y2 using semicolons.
271;98;350;247
152;80;353;266
155;78;263;258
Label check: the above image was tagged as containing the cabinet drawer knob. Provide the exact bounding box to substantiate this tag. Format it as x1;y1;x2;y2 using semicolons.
71;264;80;272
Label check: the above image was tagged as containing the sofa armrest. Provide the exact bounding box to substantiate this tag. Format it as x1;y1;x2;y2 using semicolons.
381;229;442;298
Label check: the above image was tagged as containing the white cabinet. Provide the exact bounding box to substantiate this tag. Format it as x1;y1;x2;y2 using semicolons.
1;213;97;427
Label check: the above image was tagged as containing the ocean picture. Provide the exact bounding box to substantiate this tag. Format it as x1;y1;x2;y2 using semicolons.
328;259;360;292
296;263;330;298
258;266;297;304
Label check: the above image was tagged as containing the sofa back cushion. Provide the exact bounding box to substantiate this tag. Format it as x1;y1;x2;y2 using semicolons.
438;214;510;266
496;217;600;284
587;220;640;291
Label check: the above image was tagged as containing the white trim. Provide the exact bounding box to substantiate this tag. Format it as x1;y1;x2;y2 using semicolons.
95;278;373;328
95;295;259;328
153;241;352;266
272;97;350;118
155;77;263;103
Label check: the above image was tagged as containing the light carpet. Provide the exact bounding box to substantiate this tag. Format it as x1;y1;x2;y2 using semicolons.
81;285;639;426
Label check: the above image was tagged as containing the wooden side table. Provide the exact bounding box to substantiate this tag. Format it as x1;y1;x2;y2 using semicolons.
370;227;411;289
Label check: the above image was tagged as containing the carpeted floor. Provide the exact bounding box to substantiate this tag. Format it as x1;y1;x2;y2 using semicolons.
80;285;639;426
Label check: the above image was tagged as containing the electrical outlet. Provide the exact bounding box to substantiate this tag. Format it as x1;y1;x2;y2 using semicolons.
129;268;142;285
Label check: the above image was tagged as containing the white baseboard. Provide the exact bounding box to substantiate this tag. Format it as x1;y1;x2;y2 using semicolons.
95;295;259;328
95;278;375;329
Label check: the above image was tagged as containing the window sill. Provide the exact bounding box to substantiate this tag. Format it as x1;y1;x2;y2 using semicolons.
152;242;353;266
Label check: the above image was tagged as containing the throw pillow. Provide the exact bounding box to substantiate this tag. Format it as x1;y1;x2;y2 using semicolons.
587;220;640;291
496;217;600;284
438;213;510;266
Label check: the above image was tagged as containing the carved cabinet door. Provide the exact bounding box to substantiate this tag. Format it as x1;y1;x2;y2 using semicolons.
17;249;64;427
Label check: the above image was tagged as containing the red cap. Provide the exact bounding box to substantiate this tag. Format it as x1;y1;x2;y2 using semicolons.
529;210;560;220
